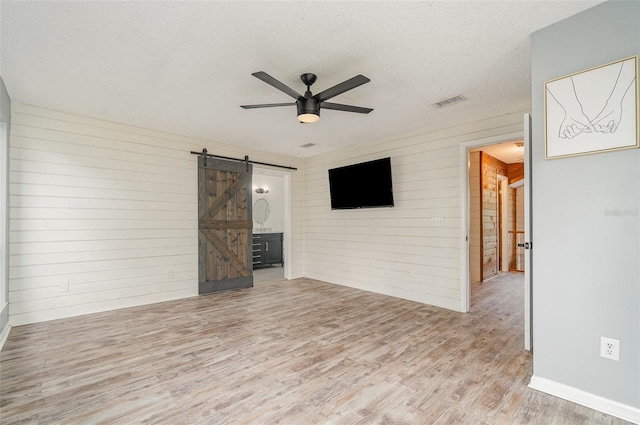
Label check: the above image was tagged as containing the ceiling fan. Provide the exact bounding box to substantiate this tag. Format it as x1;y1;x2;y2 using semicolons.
240;72;373;123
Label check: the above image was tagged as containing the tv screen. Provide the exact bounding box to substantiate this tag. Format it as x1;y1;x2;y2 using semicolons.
328;157;394;209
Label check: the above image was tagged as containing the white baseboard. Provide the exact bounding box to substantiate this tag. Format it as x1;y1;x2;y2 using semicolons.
529;375;640;424
0;323;11;352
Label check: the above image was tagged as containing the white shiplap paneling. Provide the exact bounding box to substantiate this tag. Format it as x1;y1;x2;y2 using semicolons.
303;108;529;311
9;104;303;325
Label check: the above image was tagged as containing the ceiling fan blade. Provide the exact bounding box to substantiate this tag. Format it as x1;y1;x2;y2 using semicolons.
313;75;370;102
321;102;373;114
240;103;295;109
251;72;302;100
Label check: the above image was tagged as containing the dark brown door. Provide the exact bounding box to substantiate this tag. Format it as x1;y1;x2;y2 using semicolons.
198;157;253;294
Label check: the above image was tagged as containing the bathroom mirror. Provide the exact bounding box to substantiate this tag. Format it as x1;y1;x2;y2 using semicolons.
253;198;270;228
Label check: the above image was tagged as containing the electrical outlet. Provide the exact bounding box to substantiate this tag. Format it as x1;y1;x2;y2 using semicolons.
600;336;620;361
166;269;174;280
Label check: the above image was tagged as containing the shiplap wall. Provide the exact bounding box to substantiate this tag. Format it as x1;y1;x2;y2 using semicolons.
9;103;303;325
304;107;528;311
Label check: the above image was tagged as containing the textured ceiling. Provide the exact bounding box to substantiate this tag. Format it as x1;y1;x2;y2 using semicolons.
471;141;525;164
0;1;603;158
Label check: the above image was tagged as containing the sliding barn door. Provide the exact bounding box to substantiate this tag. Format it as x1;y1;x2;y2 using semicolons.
198;157;253;294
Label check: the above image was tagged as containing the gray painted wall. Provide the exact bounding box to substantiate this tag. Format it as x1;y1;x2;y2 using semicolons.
0;76;10;337
0;77;10;123
531;0;639;407
0;77;11;123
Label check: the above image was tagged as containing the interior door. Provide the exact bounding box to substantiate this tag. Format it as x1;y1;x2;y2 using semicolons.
523;113;533;351
198;157;253;294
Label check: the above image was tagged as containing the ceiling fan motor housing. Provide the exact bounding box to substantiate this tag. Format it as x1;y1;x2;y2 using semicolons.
296;97;320;116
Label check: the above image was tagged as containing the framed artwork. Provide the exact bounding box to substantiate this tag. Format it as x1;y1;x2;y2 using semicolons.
545;56;639;159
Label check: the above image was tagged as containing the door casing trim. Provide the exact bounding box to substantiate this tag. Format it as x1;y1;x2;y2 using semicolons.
459;131;524;312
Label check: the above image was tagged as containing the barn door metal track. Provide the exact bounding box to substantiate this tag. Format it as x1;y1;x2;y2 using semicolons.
190;149;297;171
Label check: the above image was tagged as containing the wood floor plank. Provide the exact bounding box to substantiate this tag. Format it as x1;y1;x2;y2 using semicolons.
0;274;633;424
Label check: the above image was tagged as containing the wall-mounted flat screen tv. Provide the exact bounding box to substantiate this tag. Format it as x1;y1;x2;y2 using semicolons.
328;157;394;210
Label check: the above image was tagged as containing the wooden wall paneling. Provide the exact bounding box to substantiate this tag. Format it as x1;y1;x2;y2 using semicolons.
508;163;524;185
481;153;509;280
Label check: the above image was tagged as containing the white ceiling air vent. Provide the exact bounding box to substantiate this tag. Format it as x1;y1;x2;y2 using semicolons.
300;143;316;148
433;95;467;109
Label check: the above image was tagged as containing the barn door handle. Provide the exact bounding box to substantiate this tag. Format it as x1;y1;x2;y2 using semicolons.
266;242;269;251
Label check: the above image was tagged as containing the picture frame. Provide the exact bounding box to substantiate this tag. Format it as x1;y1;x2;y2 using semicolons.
544;56;639;159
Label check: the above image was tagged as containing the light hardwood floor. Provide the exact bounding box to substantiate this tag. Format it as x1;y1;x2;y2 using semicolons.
0;274;632;424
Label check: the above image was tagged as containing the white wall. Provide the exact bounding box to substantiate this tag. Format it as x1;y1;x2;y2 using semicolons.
8;103;304;325
530;0;639;416
303;106;528;311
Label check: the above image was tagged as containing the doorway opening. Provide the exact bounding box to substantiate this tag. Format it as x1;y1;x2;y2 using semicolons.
468;144;525;283
252;167;292;284
460;128;531;350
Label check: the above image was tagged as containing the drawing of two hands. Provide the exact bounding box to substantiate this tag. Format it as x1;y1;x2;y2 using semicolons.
549;59;636;139
558;100;622;139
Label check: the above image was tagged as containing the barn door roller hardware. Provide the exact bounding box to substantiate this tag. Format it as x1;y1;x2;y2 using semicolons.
191;149;297;171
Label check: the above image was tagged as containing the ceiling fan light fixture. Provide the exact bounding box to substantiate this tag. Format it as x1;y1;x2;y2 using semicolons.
296;98;320;123
298;113;320;123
